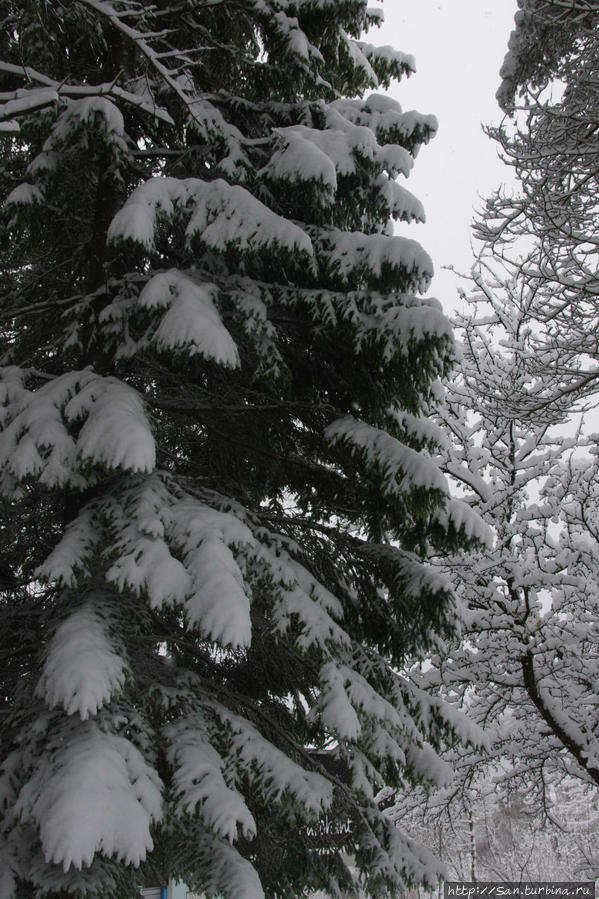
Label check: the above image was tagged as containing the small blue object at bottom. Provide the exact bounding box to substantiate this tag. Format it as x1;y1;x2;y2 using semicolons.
161;889;167;899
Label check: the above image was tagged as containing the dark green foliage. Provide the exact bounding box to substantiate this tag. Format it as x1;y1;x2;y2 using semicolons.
0;1;476;896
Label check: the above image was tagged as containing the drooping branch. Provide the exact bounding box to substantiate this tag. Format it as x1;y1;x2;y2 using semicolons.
521;650;599;786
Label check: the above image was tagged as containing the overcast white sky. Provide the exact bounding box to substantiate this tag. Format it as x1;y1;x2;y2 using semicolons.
371;1;518;312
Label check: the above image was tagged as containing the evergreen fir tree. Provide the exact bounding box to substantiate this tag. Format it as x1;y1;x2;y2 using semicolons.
0;2;479;895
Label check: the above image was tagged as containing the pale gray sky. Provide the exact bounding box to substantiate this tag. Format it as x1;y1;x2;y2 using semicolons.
372;1;518;311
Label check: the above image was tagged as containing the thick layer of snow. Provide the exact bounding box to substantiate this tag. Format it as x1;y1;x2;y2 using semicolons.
166;719;256;842
343;32;380;86
273;9;324;63
404;743;452;789
316;229;433;292
5;182;44;206
68;376;156;473
331;93;438;152
0;369;155;489
108;176;313;261
193;833;265;899
272;554;351;651
15;725;163;872
51;96;125;140
432;498;493;546
0;87;59;120
184;533;251;648
106;529;191;610
139;270;239;367
356;42;416;74
171;501;254;648
37;508;99;586
318;663;409;742
325;416;448;495
392;411;448;449
36;605;126;720
316;663;362;741
325;102;414;177
376;177;425;222
264;115;423;211
383;299;453;350
223;707;334;815
263;127;341;190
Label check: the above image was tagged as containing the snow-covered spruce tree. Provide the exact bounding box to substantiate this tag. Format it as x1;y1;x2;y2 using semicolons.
0;2;480;897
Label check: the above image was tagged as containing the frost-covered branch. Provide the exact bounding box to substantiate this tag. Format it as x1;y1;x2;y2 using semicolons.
399;262;599;846
0;59;174;126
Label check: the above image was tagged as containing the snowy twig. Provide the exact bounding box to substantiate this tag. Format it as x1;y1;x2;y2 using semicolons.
0;59;174;125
